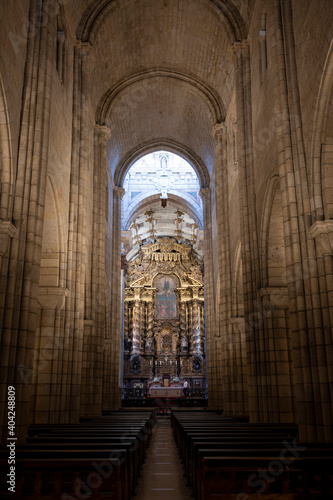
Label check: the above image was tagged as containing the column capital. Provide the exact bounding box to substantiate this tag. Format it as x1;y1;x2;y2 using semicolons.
94;123;111;141
308;220;333;257
0;220;17;238
258;287;289;310
57;30;66;43
0;221;17;257
199;187;211;200
232;39;249;54
74;39;92;52
212;122;227;142
38;286;69;310
230;316;246;334
74;39;95;65
113;186;125;199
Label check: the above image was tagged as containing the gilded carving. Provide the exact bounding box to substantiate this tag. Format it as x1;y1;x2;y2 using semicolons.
123;237;205;387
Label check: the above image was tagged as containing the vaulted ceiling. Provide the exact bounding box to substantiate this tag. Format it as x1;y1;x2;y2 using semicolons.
70;0;252;181
69;0;253;257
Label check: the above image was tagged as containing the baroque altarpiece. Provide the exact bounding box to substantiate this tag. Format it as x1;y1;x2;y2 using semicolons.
123;238;206;393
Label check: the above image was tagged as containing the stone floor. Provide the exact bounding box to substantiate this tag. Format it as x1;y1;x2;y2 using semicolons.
135;416;192;500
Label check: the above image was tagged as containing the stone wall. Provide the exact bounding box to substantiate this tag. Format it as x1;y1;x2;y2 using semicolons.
0;0;332;444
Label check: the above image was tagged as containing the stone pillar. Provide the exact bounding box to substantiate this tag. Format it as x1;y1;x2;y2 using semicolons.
200;187;219;409
230;317;248;415
56;30;65;83
233;40;261;422
259;287;295;423
80;124;110;417
212;122;238;415
0;222;17;322
308;220;333;335
109;186;125;409
31;287;68;424
271;0;333;441
0;0;56;443
61;40;92;424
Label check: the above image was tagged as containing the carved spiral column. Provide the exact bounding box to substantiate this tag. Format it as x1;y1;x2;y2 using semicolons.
192;298;202;355
124;300;130;351
188;302;193;354
180;301;188;352
145;300;154;353
200;303;205;354
132;296;141;354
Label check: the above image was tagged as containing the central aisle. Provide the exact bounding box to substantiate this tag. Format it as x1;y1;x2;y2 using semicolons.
135;416;192;500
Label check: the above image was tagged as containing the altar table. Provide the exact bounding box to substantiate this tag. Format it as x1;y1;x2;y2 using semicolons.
149;386;183;398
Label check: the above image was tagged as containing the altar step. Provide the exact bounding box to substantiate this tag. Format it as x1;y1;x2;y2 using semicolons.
135;417;191;499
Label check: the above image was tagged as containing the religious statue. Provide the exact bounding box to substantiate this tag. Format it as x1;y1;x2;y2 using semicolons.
181;336;188;349
130;354;141;373
192;354;203;373
145;337;153;352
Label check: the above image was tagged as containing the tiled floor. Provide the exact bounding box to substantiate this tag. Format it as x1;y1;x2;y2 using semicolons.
135;417;192;500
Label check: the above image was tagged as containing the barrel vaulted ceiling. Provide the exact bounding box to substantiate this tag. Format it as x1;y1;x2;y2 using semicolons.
70;0;252;181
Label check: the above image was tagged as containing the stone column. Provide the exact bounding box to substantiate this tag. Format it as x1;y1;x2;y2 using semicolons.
259;287;295;423
0;0;56;443
212;122;240;415
233;40;261;422
56;30;65;83
230;317;248;415
0;222;17;322
308;220;333;334
109;186;125;408
59;40;93;424
200;187;219;409
271;0;333;441
80;124;110;417
31;286;68;424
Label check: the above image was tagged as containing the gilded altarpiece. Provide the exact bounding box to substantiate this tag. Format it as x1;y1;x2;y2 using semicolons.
123;238;206;394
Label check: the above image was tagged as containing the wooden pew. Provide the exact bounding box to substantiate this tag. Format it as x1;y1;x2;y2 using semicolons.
197;455;333;500
0;409;156;500
171;411;333;500
0;457;124;500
